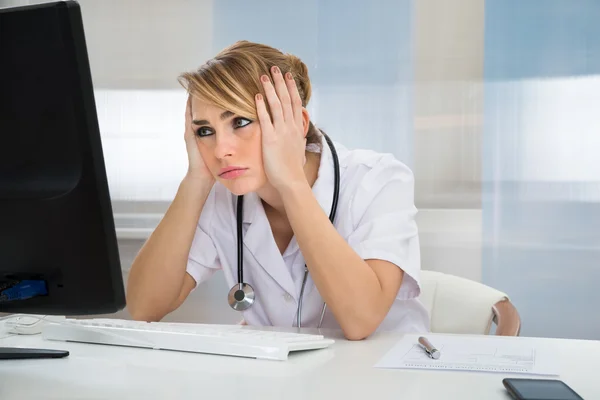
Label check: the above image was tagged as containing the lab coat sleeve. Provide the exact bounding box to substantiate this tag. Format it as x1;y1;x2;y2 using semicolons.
185;187;221;289
346;155;421;300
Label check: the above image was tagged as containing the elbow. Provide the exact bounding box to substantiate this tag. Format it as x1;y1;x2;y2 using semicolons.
127;302;149;321
341;317;381;341
126;295;162;322
128;307;161;322
343;330;371;341
340;302;392;340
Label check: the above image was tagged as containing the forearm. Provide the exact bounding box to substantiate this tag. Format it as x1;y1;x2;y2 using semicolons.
281;183;388;340
127;176;213;320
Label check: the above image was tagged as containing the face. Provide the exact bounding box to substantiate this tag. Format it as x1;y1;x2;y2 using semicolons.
191;99;267;195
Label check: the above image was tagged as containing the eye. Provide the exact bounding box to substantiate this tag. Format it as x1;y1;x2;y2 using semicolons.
233;117;252;129
196;127;214;137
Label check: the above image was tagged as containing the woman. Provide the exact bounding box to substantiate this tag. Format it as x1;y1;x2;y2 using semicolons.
127;40;430;340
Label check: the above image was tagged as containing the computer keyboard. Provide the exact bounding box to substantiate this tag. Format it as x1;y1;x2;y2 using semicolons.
41;318;335;360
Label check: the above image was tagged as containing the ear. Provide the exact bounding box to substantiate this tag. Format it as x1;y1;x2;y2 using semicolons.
301;108;310;138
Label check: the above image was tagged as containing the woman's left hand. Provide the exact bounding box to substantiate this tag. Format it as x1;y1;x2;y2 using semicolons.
256;66;307;192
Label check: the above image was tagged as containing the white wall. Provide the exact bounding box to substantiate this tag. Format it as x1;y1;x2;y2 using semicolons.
413;0;484;209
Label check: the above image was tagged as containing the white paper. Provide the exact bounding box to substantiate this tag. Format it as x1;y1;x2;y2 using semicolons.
374;334;559;376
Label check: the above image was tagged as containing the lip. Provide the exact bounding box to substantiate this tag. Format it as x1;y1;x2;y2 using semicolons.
218;166;248;179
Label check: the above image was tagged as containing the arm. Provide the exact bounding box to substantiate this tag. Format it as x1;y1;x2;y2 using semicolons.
280;182;404;340
126;176;213;321
127;96;217;321
254;67;411;339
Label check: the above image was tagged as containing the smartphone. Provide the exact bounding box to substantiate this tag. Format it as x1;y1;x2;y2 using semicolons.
502;378;584;400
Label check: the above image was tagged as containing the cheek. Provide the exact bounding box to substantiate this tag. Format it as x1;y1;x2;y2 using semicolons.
235;125;263;166
196;141;217;169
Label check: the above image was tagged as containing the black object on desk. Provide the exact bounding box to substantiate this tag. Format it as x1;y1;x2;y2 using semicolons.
0;347;68;360
0;0;125;360
503;378;584;400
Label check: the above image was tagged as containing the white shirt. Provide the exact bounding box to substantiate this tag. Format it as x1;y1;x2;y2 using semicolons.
186;137;430;333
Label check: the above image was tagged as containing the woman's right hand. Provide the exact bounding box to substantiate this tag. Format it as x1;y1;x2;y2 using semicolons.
184;95;215;185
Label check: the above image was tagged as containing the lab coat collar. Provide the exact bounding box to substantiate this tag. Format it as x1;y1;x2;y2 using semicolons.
240;192;296;298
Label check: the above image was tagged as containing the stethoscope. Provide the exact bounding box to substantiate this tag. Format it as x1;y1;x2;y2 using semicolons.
227;132;340;328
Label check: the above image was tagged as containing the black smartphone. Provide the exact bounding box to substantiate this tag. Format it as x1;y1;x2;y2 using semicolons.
502;378;584;400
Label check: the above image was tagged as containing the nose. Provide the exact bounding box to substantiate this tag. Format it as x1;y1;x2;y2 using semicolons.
214;131;236;160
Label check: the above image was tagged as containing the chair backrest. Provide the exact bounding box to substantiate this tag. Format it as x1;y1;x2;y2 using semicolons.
418;271;521;336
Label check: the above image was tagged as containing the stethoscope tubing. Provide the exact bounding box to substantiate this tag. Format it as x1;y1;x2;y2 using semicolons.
231;132;340;329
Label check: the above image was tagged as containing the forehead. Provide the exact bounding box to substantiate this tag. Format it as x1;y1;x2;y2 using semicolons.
190;98;228;118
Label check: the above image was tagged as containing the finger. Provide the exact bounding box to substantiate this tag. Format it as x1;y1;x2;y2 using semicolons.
255;93;276;141
260;74;284;126
284;72;304;130
270;66;293;123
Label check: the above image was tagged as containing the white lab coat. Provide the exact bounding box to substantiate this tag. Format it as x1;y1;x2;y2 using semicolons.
186;138;430;333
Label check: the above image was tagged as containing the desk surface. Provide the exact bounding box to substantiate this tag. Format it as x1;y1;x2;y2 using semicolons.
1;327;598;400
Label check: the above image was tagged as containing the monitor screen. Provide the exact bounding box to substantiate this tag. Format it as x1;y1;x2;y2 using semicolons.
0;0;125;315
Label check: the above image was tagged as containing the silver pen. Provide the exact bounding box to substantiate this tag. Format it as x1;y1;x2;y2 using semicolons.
418;336;441;359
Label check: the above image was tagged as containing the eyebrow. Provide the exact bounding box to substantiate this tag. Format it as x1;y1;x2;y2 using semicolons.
192;111;235;126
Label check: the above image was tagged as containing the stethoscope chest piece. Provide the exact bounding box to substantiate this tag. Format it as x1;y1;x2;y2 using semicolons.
228;282;255;311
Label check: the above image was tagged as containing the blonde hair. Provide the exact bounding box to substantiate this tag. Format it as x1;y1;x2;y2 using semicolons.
178;40;321;149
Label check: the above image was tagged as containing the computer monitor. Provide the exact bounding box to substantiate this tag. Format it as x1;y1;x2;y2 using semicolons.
0;1;126;357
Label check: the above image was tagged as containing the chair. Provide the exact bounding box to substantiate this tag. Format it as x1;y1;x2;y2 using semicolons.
418;271;521;336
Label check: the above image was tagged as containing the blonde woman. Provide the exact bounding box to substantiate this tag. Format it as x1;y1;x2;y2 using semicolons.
127;41;429;340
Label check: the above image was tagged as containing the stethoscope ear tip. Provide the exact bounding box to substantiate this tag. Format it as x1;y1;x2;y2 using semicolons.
228;282;255;311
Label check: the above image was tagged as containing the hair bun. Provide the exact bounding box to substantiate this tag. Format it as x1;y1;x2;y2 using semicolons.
286;54;311;106
287;54;307;77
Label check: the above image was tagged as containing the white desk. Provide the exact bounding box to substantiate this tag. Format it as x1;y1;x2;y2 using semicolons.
1;328;599;400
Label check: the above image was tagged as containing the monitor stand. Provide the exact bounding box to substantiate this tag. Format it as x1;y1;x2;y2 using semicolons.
0;347;69;360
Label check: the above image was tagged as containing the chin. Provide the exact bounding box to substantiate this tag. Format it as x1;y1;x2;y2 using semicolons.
220;176;265;196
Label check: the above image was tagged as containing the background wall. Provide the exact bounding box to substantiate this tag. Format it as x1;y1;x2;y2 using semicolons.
481;0;600;340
